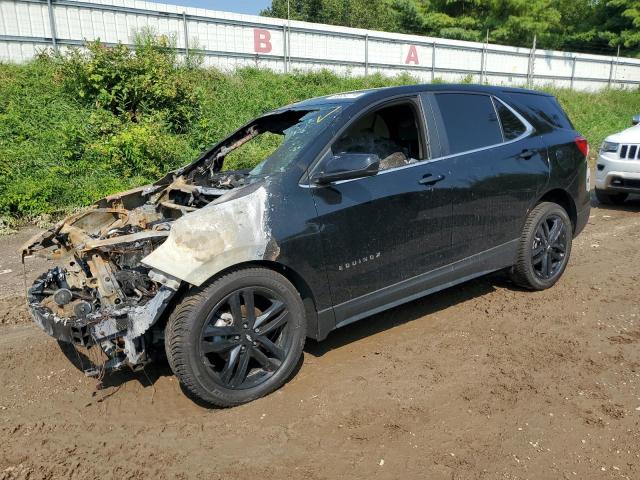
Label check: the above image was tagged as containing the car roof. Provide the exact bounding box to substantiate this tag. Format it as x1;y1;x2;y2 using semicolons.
286;84;553;110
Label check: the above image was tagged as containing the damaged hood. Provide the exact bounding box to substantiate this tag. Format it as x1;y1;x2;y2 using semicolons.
21;108;306;264
20;185;167;260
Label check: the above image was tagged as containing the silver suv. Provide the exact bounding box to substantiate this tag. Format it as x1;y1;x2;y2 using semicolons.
595;115;640;204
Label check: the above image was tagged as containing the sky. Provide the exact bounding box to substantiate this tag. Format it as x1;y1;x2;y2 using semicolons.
153;0;272;15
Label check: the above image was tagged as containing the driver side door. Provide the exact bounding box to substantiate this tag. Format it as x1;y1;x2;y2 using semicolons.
308;97;453;326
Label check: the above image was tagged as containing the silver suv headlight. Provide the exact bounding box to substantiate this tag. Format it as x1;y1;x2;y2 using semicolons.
600;141;619;153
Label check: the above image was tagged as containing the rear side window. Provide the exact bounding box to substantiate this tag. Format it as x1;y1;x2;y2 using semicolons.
433;93;502;155
494;100;527;140
506;93;573;130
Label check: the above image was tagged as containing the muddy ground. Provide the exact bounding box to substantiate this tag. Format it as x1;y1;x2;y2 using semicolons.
1;198;640;480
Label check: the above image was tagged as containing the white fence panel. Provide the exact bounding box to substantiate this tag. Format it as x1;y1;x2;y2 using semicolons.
1;0;639;91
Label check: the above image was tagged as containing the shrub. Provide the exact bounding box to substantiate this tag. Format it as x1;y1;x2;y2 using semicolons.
46;28;202;133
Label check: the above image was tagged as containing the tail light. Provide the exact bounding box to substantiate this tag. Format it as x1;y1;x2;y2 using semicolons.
575;136;589;158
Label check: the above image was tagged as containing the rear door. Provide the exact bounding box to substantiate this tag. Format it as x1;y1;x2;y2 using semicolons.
424;92;549;261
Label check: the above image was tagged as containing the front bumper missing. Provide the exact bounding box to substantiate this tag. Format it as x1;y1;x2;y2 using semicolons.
28;274;176;374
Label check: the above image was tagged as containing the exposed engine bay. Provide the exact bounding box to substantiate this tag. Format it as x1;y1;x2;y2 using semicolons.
20;119;276;375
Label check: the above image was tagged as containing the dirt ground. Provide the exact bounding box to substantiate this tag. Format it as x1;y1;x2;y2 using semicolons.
1;198;640;480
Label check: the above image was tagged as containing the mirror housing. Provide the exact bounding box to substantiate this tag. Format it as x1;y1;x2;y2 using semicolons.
633;115;640;126
311;153;380;185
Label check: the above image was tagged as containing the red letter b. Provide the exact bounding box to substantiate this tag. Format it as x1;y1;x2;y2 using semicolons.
254;29;272;53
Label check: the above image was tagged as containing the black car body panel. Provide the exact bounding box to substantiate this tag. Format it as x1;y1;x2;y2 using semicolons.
22;83;589;371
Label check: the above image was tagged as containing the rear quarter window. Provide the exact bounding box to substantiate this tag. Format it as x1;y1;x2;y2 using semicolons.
505;92;573;130
494;100;527;140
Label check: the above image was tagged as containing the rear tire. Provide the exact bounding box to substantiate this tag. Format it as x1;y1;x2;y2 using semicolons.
510;202;572;291
595;188;628;205
165;267;306;407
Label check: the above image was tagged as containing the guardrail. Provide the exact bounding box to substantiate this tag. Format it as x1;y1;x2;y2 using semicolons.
1;0;639;91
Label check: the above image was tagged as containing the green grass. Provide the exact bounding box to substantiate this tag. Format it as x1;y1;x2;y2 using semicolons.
0;55;639;223
551;87;640;155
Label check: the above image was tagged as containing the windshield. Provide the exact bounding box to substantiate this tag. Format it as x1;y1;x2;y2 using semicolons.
249;104;343;176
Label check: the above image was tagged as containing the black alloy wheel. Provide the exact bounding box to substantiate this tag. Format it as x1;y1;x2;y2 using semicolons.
199;287;291;390
165;267;306;407
510;202;573;290
531;213;568;280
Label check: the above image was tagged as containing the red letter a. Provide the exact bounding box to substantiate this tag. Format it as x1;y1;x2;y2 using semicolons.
405;45;419;65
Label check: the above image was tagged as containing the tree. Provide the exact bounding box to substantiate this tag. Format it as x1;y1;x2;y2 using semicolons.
391;0;426;34
485;0;562;47
605;0;640;49
261;0;640;56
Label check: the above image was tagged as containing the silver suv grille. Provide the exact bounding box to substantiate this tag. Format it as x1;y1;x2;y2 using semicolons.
620;144;639;160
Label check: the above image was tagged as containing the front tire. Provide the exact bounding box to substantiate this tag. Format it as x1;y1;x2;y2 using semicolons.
595;188;628;205
165;267;306;407
510;202;572;291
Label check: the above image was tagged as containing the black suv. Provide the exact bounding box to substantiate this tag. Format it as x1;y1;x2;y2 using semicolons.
23;84;590;407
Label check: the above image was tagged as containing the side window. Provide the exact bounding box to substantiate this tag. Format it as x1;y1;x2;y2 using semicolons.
494;99;527;140
433;93;502;155
332;102;425;171
505;92;573;130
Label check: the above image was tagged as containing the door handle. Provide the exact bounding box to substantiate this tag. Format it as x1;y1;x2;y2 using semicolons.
519;149;536;160
419;173;445;186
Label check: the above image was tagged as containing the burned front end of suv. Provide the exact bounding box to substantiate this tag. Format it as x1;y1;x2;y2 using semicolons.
19;111;296;376
22;171;250;374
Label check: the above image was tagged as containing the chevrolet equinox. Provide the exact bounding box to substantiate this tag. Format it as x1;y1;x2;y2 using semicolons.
22;84;591;406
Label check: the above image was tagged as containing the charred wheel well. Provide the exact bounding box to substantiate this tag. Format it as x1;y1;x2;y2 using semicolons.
150;281;191;339
536;188;577;232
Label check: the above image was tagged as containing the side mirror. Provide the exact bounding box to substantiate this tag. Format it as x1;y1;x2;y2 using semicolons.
311;153;380;185
633;115;640;126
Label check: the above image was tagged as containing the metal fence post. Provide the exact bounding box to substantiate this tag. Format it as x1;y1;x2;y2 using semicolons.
182;12;189;52
570;56;576;89
609;45;621;88
364;33;369;76
607;61;613;88
480;30;488;84
527;35;537;88
282;24;288;73
47;0;58;51
287;21;291;72
431;41;436;82
607;45;620;88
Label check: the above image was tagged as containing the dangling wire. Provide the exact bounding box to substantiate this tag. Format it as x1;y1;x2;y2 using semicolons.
142;366;156;404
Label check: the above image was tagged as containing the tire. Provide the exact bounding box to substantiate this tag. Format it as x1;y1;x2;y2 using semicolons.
595;188;628;205
165;267;306;407
510;202;572;291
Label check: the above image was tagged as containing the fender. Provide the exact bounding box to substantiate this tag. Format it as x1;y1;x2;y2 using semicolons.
142;184;280;286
